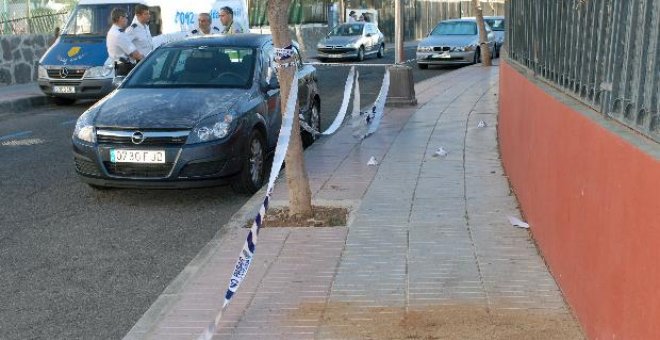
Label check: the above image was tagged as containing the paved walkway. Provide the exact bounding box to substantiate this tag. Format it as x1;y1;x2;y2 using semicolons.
125;63;584;339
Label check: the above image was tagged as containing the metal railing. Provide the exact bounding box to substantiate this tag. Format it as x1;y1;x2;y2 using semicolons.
506;0;660;143
1;9;69;35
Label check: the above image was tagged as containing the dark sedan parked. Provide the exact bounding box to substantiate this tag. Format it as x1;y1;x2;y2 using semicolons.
72;34;321;193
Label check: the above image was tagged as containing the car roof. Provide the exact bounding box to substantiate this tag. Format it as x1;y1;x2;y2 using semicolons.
165;34;272;49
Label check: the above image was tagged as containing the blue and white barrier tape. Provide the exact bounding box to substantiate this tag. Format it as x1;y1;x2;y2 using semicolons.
197;69;299;340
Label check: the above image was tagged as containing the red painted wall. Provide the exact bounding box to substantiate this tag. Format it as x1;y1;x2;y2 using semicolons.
499;61;660;339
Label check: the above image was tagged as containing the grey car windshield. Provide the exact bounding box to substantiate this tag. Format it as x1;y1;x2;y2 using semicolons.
329;24;364;36
431;21;477;35
123;46;256;89
484;18;505;31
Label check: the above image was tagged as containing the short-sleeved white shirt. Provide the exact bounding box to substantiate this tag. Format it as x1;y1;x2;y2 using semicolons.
125;19;153;56
106;24;137;62
188;26;221;36
221;20;246;35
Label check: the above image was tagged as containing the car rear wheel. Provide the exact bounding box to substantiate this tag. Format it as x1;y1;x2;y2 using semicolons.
53;97;76;106
357;46;365;61
473;48;481;64
302;101;321;148
232;129;266;194
377;44;384;58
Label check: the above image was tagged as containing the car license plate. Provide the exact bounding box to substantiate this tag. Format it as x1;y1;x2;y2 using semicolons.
53;86;75;94
328;54;343;58
110;149;165;164
439;52;451;58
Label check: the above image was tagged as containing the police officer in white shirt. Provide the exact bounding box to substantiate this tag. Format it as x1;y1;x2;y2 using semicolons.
125;4;153;57
107;8;143;76
188;13;221;36
219;7;246;35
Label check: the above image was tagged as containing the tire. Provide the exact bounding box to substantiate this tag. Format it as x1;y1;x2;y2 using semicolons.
317;57;327;63
418;63;428;70
302;101;321;148
231;129;266;194
377;44;384;58
356;46;365;62
87;183;111;190
53;97;76;106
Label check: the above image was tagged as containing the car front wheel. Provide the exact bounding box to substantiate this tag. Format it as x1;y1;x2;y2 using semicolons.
232;129;266;194
377;44;384;58
357;46;365;61
302;101;321;147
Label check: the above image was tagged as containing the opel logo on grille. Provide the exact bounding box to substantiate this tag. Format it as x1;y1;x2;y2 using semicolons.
59;67;69;79
131;131;145;145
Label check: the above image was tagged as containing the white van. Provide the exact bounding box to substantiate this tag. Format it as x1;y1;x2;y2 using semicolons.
37;0;249;105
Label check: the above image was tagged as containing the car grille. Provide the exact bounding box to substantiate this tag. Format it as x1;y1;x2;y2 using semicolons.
97;129;189;146
47;68;85;79
74;158;101;176
433;46;451;52
104;162;174;178
179;160;226;178
318;47;354;53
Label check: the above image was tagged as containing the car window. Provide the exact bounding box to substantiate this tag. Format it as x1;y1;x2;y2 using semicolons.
329;24;364;36
431;21;477;35
123;46;256;89
366;24;377;34
485;18;505;31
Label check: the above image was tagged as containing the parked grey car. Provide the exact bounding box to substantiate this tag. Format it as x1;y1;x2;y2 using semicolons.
72;34;321;193
483;16;505;57
316;22;385;61
416;18;495;69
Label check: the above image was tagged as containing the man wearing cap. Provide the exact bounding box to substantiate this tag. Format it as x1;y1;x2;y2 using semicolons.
219;6;245;35
125;4;153;57
189;13;221;36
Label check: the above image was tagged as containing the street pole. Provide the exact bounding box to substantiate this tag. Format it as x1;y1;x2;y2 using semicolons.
26;0;31;34
3;0;8;34
394;0;403;64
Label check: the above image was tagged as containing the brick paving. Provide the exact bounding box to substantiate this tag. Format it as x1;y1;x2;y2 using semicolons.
125;63;584;340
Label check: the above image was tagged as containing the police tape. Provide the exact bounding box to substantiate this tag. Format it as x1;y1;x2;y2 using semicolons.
196;69;299;340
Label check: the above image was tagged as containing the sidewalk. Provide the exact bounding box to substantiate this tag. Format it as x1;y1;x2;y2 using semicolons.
125;63;584;339
0;82;51;116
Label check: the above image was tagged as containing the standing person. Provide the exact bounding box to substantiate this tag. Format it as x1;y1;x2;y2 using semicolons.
347;10;358;23
188;13;221;36
219;6;245;35
125;4;153;57
106;8;143;76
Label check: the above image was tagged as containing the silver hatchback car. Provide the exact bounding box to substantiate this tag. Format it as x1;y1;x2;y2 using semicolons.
416;18;495;69
316;22;385;62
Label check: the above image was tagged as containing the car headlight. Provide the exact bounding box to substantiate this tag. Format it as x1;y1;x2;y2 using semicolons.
417;46;433;52
84;65;115;79
463;43;478;51
38;65;48;79
187;114;234;144
73;110;96;143
317;42;326;49
453;47;465;52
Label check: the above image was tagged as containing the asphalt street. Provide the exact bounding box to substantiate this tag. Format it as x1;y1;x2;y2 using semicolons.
0;45;453;339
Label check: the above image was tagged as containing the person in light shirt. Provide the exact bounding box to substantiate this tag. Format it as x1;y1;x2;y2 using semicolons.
219;6;245;35
125;4;153;57
106;8;143;63
188;13;221;36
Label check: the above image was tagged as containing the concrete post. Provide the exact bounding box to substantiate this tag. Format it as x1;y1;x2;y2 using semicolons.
386;64;417;106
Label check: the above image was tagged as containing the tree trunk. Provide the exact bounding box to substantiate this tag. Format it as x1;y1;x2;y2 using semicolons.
267;0;313;219
472;0;492;66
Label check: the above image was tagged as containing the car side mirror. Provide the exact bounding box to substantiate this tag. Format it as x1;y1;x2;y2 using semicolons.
261;76;279;91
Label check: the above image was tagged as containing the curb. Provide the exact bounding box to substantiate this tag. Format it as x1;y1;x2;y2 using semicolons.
0;95;53;117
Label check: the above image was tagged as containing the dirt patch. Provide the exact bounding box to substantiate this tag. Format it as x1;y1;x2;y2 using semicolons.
251;206;349;228
291;302;584;340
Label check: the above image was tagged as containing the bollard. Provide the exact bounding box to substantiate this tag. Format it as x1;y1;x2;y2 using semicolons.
386;64;417;106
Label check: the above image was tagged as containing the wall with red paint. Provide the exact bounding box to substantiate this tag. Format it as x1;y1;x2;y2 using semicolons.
498;61;660;339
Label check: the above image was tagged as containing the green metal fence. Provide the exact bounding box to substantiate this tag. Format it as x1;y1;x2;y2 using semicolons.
507;0;660;143
1;8;68;35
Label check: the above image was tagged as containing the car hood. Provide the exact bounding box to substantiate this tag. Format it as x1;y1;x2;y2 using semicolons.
319;36;360;46
419;35;478;47
92;88;249;129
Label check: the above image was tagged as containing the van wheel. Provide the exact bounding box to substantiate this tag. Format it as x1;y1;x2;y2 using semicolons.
231;129;266;194
302;101;321;148
53;97;76;106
